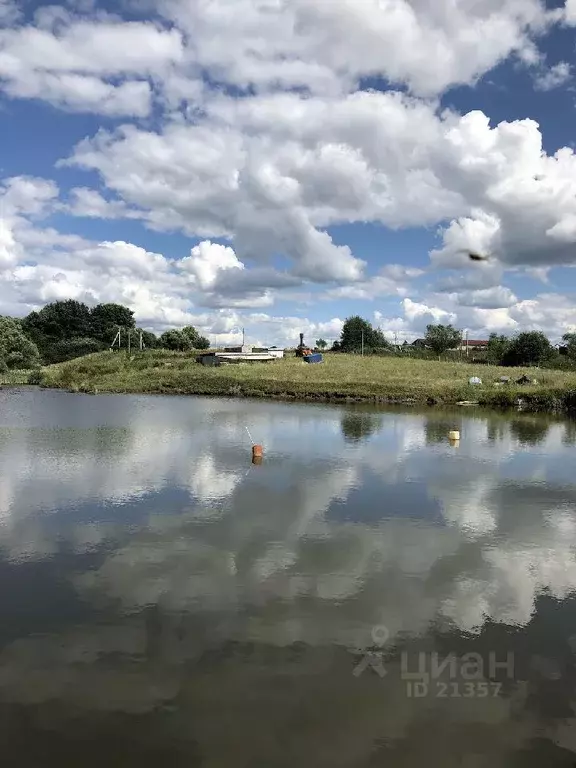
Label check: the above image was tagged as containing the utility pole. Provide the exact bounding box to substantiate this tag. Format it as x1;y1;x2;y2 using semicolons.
242;327;245;346
139;330;143;351
361;329;364;357
127;328;131;355
465;329;469;357
110;327;120;351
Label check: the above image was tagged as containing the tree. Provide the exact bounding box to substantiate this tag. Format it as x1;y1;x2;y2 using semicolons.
340;316;392;353
371;327;391;349
160;329;188;351
0;316;41;369
502;331;554;367
424;324;461;357
23;300;92;345
22;300;94;363
181;325;210;350
45;337;105;364
487;333;510;365
340;316;373;352
562;333;576;360
20;300;142;362
138;329;158;349
90;303;135;344
315;338;327;350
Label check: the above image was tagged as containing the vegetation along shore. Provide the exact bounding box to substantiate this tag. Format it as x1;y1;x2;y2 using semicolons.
4;299;576;412
36;350;576;413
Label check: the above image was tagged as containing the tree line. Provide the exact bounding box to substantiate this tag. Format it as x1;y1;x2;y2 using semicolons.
0;300;210;370
330;317;576;368
421;324;567;367
1;302;572;371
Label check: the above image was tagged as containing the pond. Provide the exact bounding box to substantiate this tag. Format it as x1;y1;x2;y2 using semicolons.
2;388;576;766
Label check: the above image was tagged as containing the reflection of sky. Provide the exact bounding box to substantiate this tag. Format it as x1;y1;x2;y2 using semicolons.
4;392;576;762
0;391;575;643
327;476;444;525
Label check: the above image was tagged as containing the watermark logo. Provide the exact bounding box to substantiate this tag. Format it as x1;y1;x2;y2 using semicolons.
353;624;515;699
352;625;390;678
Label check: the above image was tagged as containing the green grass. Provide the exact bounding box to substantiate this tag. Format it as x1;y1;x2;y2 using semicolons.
0;369;35;385
36;350;576;412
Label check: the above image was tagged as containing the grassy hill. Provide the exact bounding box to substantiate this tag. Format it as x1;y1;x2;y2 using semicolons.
36;349;576;412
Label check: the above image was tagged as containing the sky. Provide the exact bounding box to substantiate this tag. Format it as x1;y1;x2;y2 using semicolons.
4;0;576;346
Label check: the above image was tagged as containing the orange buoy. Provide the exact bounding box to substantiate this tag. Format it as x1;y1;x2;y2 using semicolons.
252;444;263;459
252;455;263;466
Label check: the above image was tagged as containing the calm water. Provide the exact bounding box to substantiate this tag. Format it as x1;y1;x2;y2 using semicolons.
3;389;576;765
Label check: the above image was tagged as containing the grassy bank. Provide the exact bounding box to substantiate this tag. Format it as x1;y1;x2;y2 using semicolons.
0;369;35;385
36;350;576;412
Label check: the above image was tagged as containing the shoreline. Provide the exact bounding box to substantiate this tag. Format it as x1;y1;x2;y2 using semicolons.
38;380;576;414
34;351;576;415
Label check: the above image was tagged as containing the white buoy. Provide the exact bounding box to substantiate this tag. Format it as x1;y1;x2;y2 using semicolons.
449;430;460;441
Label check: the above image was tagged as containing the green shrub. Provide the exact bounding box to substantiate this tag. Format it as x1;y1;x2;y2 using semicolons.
27;369;43;385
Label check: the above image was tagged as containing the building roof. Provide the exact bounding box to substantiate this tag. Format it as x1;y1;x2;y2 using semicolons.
465;340;488;346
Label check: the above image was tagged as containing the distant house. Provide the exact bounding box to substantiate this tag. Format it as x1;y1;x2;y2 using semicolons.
412;338;427;348
224;345;253;354
458;340;488;351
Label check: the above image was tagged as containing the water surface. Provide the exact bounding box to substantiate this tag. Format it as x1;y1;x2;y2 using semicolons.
2;388;576;765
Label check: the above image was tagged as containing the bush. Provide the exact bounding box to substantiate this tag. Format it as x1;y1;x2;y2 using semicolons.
44;337;106;364
502;331;554;367
27;369;43;385
0;316;41;369
547;355;576;372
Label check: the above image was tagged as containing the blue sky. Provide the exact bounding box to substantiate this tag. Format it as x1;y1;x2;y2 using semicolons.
2;0;576;346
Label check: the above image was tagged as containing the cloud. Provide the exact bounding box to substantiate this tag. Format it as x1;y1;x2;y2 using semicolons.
0;186;345;342
63;90;455;282
324;264;424;300
564;0;576;25
0;18;183;115
402;297;456;326
1;2;576;337
157;0;557;98
0;20;184;74
0;0;19;26
533;61;571;91
434;263;504;293
2;175;58;217
66;187;143;219
65;87;576;287
3;71;152;116
429;111;576;270
177;241;307;309
5;169;576;345
454;286;518;309
179;240;244;290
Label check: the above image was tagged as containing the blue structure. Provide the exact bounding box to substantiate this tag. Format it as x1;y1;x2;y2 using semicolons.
303;353;323;364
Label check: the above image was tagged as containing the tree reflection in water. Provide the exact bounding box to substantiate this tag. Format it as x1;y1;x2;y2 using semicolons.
340;411;384;443
509;418;550;447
